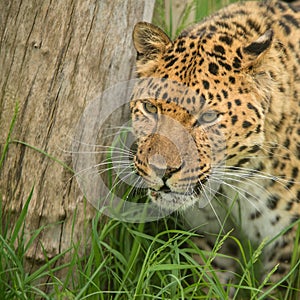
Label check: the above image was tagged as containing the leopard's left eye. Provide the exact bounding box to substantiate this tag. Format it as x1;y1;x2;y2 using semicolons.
198;110;219;124
143;102;158;115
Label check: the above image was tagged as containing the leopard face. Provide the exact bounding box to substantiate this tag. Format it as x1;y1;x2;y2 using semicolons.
131;15;274;210
130;74;266;210
130;0;300;213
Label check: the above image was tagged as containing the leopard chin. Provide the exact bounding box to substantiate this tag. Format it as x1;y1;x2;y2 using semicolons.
148;188;213;211
148;189;197;211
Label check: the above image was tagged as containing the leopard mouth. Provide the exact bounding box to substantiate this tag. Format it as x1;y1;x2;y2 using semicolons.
150;180;208;195
148;181;209;210
148;177;218;211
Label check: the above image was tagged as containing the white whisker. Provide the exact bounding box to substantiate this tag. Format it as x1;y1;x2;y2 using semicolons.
200;180;225;232
207;176;263;213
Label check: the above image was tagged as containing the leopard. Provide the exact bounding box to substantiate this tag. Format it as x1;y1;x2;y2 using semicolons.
130;0;300;295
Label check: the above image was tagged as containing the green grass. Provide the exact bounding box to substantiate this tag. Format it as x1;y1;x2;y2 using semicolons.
1;1;300;299
1;193;299;299
153;0;239;39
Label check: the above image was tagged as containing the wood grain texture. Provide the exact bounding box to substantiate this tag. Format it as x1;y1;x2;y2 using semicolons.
0;0;154;277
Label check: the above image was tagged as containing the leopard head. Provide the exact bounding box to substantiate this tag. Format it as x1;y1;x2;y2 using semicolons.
130;21;276;210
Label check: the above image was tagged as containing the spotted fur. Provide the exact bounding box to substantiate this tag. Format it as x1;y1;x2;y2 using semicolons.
131;0;300;291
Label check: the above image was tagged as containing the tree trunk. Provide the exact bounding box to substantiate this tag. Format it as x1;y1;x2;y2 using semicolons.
0;0;154;274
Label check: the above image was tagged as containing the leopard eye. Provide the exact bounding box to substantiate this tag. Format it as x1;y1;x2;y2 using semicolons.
143;102;158;115
198;110;219;124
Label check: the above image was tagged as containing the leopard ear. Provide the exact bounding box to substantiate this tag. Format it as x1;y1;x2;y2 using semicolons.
242;29;274;67
133;22;172;75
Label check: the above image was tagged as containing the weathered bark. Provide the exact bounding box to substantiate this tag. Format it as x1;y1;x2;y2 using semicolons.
0;0;154;272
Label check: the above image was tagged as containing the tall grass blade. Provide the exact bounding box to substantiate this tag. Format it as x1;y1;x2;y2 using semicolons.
0;101;19;169
10;186;34;245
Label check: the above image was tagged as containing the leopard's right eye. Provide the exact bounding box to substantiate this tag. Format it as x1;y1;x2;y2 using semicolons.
198;110;219;124
143;102;158;115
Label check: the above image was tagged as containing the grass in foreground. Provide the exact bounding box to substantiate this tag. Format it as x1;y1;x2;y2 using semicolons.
1;195;300;300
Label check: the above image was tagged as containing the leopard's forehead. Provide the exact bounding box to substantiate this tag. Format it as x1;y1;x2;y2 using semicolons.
131;77;208;115
132;30;253;115
157;29;245;86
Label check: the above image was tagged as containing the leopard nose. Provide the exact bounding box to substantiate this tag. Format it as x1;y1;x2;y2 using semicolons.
150;164;180;181
148;153;182;182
